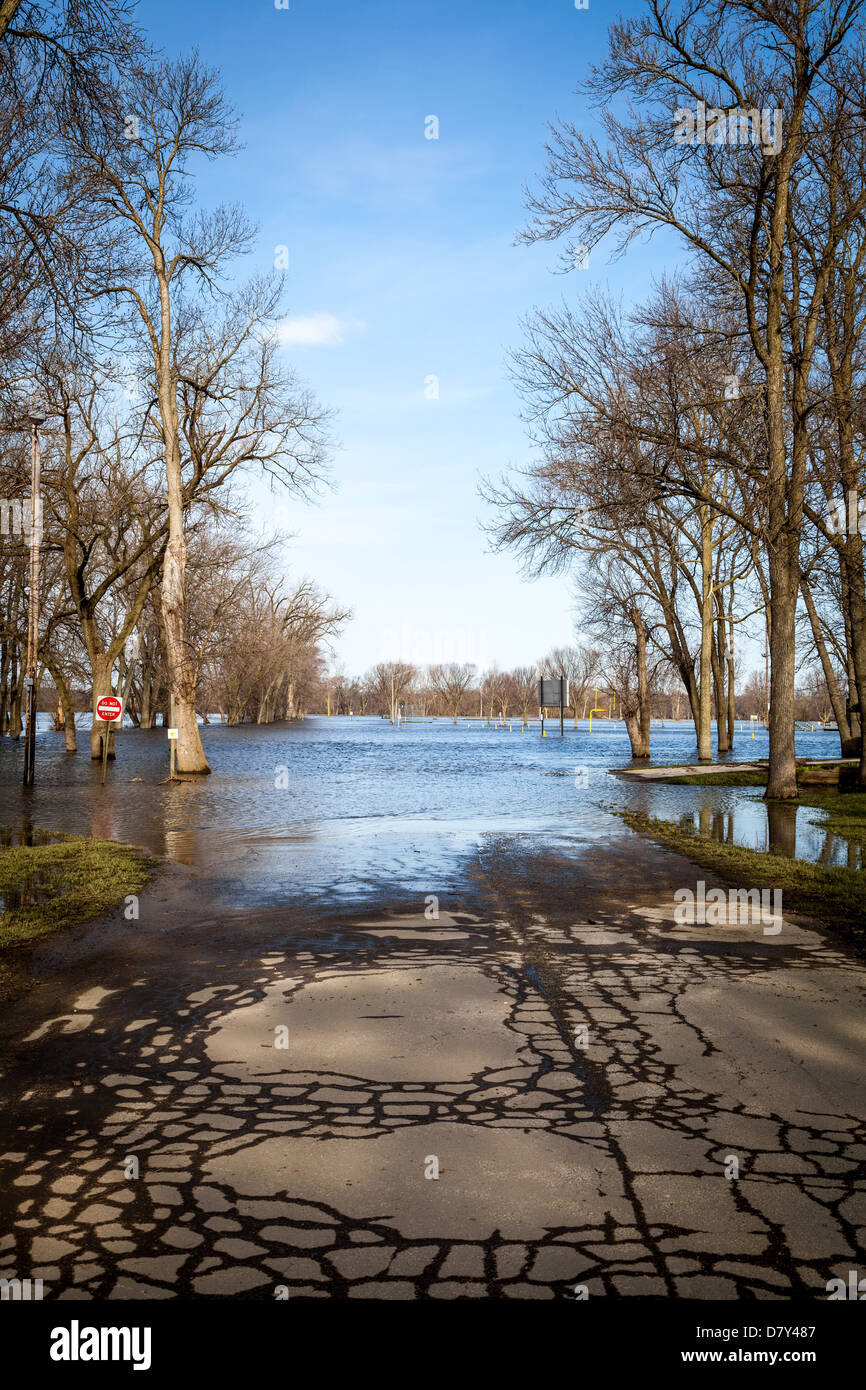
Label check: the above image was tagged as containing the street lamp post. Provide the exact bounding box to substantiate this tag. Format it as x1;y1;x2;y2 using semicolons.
23;410;46;789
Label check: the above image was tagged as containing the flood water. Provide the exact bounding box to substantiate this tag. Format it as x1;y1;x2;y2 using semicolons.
0;716;855;909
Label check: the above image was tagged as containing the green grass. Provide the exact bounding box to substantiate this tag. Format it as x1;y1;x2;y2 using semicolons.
618;809;866;950
0;834;151;954
664;770;767;786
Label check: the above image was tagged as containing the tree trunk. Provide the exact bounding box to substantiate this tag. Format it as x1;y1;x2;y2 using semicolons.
801;573;853;753
156;264;210;774
697;505;713;760
624;606;651;757
139;668;155;729
711;638;729;753
761;159;811;801
0;636;8;735
161;537;209;771
7;641;21;738
766;555;798;799
8;688;21;738
46;662;78;753
258;677;280;724
89;652;117;760
726;618;736;749
660;600;700;740
839;523;866;786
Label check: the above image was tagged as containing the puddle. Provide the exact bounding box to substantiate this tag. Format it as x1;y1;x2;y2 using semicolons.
0;825;69;915
616;783;864;869
672;801;864;868
0;823;61;848
0;873;52;913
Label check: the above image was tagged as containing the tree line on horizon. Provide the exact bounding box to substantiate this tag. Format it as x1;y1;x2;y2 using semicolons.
319;651;835;732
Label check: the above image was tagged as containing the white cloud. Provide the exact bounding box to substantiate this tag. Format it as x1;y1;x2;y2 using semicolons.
276;312;365;347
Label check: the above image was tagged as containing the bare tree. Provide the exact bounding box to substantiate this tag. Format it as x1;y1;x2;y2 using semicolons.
520;1;866;796
428;662;475;723
510;664;539;723
64;53;330;771
367;661;416;723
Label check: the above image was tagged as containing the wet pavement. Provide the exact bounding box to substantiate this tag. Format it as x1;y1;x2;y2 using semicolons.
0;719;864;1300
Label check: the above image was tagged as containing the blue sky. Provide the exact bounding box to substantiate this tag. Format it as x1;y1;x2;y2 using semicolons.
142;0;677;677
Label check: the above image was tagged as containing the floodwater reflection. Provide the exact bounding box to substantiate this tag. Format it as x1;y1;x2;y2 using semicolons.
766;801;799;858
0;717;858;909
670;793;862;869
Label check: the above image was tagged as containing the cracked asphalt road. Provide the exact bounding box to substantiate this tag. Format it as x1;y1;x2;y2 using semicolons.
1;833;864;1299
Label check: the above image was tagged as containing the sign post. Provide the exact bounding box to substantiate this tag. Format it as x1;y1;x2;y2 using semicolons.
537;677;569;739
167;727;178;779
95;696;122;785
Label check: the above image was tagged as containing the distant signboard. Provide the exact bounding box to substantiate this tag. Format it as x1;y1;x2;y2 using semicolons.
538;678;569;708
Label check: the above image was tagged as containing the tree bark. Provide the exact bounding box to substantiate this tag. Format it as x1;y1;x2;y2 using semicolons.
89;651;116;760
726;616;736;750
801;574;854;754
697;505;713;760
766;553;798;798
623;606;651;757
710;637;729;753
45;661;78;753
7;643;22;739
157;267;210;773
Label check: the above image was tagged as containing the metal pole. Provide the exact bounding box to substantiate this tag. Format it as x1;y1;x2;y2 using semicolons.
560;674;565;738
23;421;41;788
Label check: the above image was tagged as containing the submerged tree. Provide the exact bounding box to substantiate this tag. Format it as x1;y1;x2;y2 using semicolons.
520;0;866;796
64;52;330;771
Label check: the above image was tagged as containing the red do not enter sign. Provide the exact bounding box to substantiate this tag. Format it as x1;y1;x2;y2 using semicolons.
96;696;122;722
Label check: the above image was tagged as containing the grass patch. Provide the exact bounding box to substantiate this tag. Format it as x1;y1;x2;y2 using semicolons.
664;770;767;787
0;834;151;953
618;809;866;950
